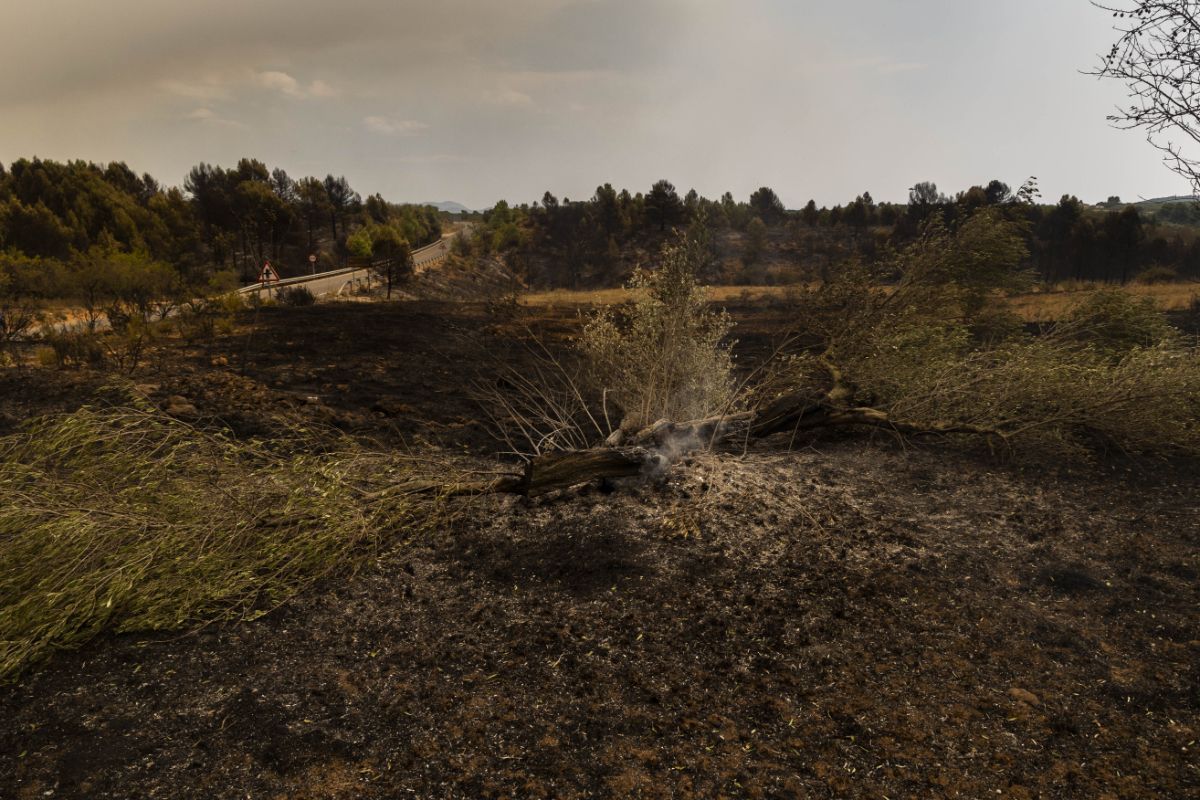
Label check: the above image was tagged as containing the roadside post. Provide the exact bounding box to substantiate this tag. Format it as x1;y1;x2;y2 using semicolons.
258;260;280;298
309;253;317;275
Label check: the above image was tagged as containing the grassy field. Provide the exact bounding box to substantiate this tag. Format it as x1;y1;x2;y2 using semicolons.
523;281;1200;321
521;285;795;307
1007;280;1200;321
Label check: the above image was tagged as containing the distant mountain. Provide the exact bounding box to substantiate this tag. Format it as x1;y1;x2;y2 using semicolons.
1127;195;1198;207
1089;195;1197;211
1131;195;1200;226
423;201;474;214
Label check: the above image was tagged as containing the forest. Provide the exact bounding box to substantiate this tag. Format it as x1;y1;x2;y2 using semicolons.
0;157;442;294
464;178;1199;289
3;159;1196;305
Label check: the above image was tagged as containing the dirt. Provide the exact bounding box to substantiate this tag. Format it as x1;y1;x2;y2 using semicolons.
1;301;1198;799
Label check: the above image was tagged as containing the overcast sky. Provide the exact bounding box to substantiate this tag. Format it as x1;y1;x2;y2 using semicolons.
0;0;1186;209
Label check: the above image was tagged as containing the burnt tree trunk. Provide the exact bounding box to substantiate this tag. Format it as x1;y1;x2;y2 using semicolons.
520;447;652;496
427;353;1006;497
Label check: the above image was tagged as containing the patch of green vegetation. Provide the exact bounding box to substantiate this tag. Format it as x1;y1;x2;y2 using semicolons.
0;393;440;681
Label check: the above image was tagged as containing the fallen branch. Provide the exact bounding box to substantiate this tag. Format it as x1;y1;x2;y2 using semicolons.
435;396;1008;497
376;447;656;499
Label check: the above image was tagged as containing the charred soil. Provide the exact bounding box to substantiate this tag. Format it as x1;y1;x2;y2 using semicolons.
1;301;1197;799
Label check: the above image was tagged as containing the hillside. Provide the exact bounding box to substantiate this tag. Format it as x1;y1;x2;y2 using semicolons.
423;200;475;214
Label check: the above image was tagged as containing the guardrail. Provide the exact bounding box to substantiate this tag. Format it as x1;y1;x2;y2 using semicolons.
236;267;360;295
237;237;451;297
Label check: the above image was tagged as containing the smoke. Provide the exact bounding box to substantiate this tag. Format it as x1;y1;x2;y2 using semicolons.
637;421;708;482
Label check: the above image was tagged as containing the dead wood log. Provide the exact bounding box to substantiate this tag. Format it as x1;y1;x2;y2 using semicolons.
424;401;1008;497
381;447;657;499
423;344;1006;496
519;446;654;496
822;407;1008;440
510;406;1002;493
749;392;828;438
430;401;1006;497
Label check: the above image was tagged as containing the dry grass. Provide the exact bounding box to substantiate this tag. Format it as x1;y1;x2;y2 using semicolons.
523;281;1200;323
0;394;444;681
521;285;800;308
1008;281;1200;322
521;287;645;307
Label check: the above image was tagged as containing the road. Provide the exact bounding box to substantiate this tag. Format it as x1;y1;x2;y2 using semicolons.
238;229;461;300
28;227;468;336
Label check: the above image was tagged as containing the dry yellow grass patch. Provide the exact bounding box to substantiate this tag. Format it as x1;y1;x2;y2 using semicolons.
1008;282;1200;322
522;282;1200;323
520;285;797;308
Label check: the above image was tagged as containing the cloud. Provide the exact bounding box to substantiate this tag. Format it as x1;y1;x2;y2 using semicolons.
363;116;429;135
161;69;336;109
486;87;535;108
255;70;303;97
308;79;337;97
184;107;244;128
160;78;231;101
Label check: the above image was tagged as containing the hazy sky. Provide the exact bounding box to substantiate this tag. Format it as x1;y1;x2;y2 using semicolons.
0;0;1187;209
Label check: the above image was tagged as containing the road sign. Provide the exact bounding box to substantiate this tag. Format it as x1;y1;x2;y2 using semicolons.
259;261;280;284
308;254;317;263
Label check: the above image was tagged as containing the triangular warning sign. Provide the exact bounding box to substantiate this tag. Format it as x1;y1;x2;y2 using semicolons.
259;261;280;283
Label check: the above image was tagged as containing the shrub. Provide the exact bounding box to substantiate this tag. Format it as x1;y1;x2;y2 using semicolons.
1058;288;1174;358
773;211;1200;459
878;335;1200;458
42;330;106;369
1134;265;1180;284
277;285;316;307
101;315;156;372
177;297;224;345
451;229;472;256
473;228;736;458
580;232;735;428
969;305;1026;346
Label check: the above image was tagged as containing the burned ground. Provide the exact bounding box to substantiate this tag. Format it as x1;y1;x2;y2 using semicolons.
1;301;1197;798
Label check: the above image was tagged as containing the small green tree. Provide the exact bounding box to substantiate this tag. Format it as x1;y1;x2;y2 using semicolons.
367;225;412;299
346;227;373;260
749;186;785;224
580;227;735;428
0;260;38;364
645;179;684;232
68;247;119;332
800;200;819;227
102;253;180;329
743;217;768;265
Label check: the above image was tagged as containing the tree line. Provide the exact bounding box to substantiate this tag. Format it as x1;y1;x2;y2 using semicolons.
464;177;1200;288
0;157;442;292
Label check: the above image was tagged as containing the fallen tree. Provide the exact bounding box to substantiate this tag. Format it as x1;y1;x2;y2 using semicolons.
456;365;1012;497
464;212;1200;497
